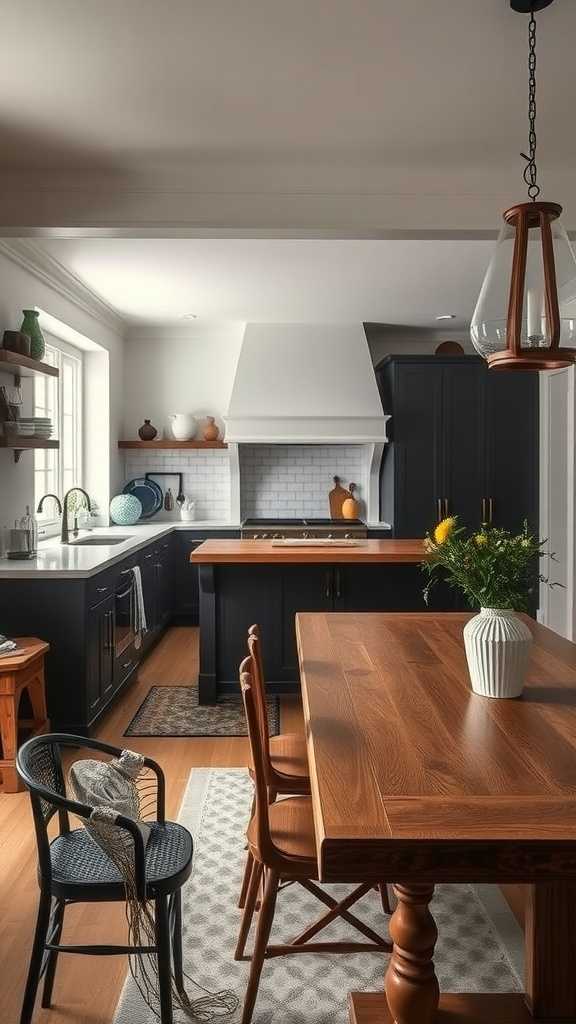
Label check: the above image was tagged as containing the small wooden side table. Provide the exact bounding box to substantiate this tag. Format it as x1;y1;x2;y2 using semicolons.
0;638;50;793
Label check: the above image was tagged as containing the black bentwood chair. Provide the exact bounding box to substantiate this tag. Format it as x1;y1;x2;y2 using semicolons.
16;733;193;1024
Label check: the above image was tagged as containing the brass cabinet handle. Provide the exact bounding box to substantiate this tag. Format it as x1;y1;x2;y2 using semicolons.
488;497;494;525
481;497;487;524
325;570;332;600
436;498;442;522
335;569;341;600
443;498;449;519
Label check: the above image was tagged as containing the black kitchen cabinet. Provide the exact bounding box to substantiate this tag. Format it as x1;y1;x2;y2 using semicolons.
334;563;454;612
278;566;333;676
201;559;455;701
156;537;173;629
382;360;444;537
215;564;284;685
86;593;114;719
377;355;538;539
442;361;486;532
138;536;174;641
139;545;158;638
173;530;240;623
484;371;539;533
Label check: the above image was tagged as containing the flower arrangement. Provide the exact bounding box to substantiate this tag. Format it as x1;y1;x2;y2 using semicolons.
422;516;550;612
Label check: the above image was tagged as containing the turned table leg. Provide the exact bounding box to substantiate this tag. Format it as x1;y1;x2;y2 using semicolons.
384;882;439;1024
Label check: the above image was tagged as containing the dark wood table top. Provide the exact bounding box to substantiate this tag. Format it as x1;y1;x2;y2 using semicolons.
190;538;425;563
295;612;576;884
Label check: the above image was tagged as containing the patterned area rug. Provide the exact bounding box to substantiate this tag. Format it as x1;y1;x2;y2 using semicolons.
113;769;521;1024
124;686;280;737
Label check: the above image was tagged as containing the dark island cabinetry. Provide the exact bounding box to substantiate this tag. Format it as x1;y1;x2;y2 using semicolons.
197;548;453;702
377;355;539;539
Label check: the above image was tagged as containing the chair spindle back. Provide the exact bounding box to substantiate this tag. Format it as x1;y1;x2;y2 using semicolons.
239;656;274;862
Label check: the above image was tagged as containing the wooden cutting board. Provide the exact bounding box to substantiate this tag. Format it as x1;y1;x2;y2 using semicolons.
329;476;351;519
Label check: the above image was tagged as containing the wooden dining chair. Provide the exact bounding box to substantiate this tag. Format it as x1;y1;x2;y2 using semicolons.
237;624;310;909
236;655;392;1024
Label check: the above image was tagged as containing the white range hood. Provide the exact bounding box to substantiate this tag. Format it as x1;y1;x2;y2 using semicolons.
225;323;389;443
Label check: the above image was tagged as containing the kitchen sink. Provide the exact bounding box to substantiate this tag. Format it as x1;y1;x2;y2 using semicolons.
70;536;133;546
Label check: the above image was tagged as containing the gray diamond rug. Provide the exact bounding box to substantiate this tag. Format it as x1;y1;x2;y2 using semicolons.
113;768;522;1024
124;686;280;737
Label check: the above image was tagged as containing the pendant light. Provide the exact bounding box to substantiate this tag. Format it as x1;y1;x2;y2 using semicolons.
471;0;576;370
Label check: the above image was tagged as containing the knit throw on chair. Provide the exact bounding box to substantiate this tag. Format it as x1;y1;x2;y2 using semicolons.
69;749;237;1022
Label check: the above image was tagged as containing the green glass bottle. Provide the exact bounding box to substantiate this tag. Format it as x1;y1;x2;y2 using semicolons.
20;309;45;361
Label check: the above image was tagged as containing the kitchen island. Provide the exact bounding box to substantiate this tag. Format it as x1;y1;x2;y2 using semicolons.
191;538;450;702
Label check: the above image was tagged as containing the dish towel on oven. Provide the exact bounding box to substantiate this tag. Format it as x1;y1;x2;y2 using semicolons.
131;565;147;650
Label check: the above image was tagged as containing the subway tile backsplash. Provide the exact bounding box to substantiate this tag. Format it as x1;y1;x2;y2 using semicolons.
123;449;231;521
239;444;368;519
123;444;371;522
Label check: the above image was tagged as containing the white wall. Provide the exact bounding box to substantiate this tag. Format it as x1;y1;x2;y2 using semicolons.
0;248;124;527
122;324;245;440
539;367;576;639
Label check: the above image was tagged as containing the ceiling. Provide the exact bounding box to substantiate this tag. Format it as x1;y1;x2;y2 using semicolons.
0;1;575;234
35;237;495;327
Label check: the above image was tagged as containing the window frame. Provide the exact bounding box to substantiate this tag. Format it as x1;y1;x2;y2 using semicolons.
34;336;84;536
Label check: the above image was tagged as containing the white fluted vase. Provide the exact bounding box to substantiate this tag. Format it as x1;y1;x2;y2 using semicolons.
463;607;532;699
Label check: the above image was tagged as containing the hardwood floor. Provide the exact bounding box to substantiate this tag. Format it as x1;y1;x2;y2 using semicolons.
0;626;303;1024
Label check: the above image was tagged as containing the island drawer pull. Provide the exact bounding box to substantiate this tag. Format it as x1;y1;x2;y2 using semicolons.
335;569;342;600
95;586;108;594
325;570;332;600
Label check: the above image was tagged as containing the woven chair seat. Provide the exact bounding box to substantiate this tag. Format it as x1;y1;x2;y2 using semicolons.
48;821;193;900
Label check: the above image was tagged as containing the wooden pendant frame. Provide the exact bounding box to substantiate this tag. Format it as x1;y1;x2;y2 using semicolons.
488;201;576;371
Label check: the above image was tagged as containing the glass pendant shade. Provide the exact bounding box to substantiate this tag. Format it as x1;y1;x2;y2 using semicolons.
471;202;576;369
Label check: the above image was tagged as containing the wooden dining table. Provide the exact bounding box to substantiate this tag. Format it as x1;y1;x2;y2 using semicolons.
295;611;576;1024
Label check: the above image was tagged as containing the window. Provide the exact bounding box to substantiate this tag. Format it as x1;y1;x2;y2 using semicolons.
34;338;83;531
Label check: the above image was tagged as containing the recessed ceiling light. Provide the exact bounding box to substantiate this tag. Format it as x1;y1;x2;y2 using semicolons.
435;314;456;321
182;313;198;319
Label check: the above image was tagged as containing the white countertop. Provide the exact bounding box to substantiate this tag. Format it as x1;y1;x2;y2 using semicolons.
0;522;241;580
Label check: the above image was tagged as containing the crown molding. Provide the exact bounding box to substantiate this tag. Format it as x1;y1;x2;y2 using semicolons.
0;239;126;335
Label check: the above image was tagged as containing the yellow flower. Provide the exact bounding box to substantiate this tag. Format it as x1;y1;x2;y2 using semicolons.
434;516;457;545
474;532;488;547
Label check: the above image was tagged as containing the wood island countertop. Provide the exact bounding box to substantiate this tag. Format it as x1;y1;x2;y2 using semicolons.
190;538;426;564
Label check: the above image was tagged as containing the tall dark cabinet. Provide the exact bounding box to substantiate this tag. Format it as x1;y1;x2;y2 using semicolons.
377;355;539;539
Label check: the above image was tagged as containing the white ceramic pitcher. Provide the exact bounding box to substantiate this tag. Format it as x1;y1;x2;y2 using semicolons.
169;413;196;441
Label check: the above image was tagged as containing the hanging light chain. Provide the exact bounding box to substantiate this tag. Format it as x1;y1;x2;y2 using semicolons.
521;7;540;201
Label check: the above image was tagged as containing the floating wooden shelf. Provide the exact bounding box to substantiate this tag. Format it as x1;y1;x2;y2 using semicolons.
118;440;228;450
0;437;59;463
0;350;59;379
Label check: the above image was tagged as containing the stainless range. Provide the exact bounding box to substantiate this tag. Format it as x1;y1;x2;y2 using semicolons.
241;517;367;540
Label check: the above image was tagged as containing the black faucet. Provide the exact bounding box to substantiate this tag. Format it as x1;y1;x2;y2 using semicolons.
36;493;63;518
61;488;92;544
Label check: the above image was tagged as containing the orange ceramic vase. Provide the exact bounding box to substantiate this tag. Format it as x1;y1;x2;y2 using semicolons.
202;416;220;441
342;483;360;520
